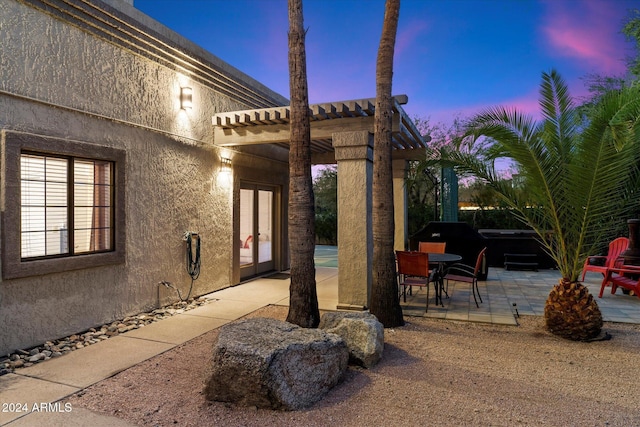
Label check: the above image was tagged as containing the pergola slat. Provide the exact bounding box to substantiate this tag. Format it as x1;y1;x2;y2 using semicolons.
212;95;427;160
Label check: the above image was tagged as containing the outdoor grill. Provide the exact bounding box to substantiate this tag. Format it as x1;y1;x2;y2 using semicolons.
478;229;556;270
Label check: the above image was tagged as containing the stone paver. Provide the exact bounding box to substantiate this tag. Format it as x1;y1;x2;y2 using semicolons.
400;267;640;325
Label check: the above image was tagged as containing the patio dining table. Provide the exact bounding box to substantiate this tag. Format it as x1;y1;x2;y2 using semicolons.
427;252;462;306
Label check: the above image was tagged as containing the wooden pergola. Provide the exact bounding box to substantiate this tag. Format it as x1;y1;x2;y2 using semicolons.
212;94;428;163
213;95;428;310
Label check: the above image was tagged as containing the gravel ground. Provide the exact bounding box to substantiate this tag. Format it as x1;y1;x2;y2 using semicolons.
65;306;640;426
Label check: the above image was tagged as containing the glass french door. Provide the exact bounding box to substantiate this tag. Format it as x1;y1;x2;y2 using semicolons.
239;183;275;278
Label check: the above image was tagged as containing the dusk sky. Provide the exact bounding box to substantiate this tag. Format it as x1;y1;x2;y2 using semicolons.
134;0;638;128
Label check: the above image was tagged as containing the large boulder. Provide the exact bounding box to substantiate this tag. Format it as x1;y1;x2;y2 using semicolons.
203;317;348;410
319;311;384;368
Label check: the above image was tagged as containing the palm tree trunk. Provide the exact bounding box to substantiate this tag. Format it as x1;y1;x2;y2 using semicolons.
369;0;404;327
286;0;319;328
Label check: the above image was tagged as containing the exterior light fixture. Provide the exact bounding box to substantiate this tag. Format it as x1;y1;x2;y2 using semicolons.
217;157;232;187
221;157;232;171
180;87;193;109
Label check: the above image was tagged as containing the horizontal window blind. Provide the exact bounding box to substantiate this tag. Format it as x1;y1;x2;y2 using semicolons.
21;155;69;258
20;153;114;259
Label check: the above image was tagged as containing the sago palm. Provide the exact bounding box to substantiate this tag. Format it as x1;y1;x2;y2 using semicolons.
438;70;640;340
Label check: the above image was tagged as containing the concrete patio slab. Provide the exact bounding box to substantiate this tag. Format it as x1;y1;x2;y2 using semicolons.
0;374;80;426
208;280;290;304
124;314;228;344
16;335;174;389
191;298;270;320
315;267;339;282
6;407;138;427
316;282;339;300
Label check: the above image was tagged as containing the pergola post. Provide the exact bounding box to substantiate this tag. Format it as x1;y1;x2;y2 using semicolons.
333;130;373;310
392;159;408;251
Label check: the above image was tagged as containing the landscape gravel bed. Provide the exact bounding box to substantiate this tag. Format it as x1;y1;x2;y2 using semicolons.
65;305;640;426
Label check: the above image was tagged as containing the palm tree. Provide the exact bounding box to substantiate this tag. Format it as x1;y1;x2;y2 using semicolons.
439;70;640;341
370;0;404;327
286;0;320;328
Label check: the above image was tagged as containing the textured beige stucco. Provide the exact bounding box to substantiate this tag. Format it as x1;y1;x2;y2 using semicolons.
0;0;289;354
393;159;408;251
334;131;373;309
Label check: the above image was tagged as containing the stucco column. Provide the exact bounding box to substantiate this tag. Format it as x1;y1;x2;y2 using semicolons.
393;159;408;252
333;130;373;310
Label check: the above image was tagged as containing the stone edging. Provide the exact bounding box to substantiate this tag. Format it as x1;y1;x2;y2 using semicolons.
0;297;214;375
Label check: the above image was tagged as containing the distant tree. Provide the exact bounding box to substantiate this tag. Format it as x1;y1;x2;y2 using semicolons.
458;180;532;230
313;166;338;245
407;117;469;234
405;161;437;236
369;0;404;327
578;9;640;113
286;0;319;328
622;9;640;78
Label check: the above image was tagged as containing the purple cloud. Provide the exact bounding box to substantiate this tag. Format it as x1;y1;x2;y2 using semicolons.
541;0;628;75
407;88;542;130
395;19;430;59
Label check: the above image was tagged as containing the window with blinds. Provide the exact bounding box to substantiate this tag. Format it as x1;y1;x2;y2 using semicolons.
20;153;113;259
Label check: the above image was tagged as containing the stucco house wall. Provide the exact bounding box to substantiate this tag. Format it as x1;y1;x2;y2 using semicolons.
0;0;290;354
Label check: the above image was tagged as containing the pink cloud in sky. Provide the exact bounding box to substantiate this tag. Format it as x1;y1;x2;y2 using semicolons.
541;0;628;76
395;19;429;59
409;89;542;130
411;71;599;131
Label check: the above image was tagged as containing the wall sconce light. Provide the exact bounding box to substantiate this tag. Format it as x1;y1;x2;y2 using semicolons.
217;157;232;187
180;87;193;109
221;157;232;172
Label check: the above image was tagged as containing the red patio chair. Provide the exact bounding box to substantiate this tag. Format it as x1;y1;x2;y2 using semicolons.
418;241;446;280
443;247;487;308
396;251;434;312
601;265;640;299
418;241;446;254
582;237;628;297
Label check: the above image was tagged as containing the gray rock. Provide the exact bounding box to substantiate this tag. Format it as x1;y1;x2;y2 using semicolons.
204;317;348;410
28;353;44;362
319;312;384;368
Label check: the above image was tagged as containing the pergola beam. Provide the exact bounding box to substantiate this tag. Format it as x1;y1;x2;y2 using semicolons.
214;115;403;146
212;94;427;157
